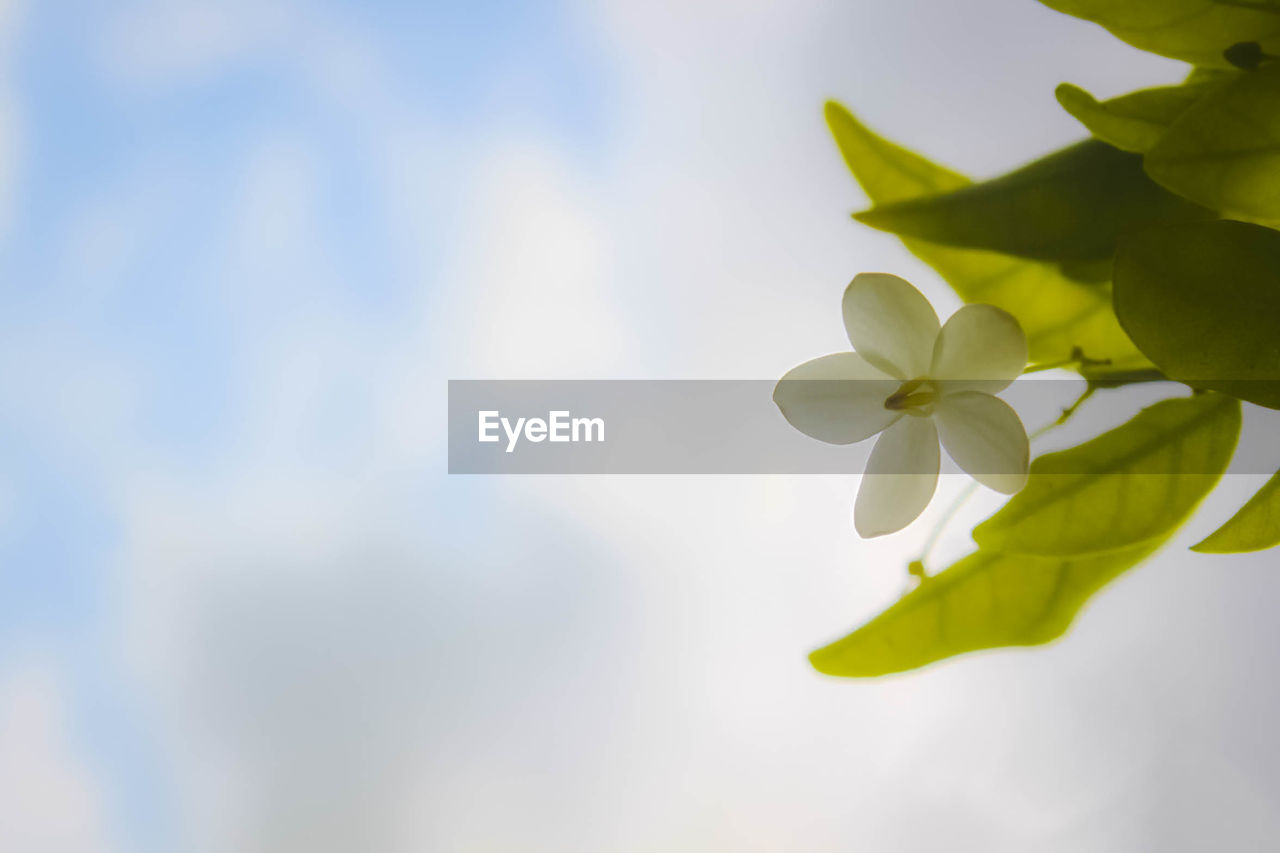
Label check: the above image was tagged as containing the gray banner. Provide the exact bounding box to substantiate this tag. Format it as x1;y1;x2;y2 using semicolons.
447;380;1279;475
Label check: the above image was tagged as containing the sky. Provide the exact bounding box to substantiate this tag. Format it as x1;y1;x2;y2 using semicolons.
3;0;1280;850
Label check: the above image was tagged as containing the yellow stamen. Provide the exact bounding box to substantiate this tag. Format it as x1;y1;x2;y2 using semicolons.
885;379;938;413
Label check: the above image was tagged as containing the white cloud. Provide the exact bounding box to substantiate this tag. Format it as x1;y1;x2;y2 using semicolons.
0;663;115;853
100;0;292;87
85;1;1280;851
441;140;630;378
0;0;26;242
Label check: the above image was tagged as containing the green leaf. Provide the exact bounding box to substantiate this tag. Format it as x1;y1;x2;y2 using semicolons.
853;139;1207;262
1038;0;1280;68
1192;471;1280;552
1055;80;1226;153
1224;39;1269;69
1185;66;1240;85
973;393;1241;555
809;540;1164;677
825;102;1151;372
1145;63;1280;221
1057;256;1114;283
1113;219;1280;409
812;393;1240;677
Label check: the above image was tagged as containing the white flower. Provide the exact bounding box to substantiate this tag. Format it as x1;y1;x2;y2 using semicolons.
775;273;1030;538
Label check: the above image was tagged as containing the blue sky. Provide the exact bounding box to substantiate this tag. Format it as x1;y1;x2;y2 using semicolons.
6;1;1280;851
0;1;617;849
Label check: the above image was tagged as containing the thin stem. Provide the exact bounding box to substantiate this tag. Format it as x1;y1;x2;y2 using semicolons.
1084;369;1168;388
1056;384;1096;425
915;481;978;575
1024;359;1080;374
910;380;1099;579
1023;346;1111;375
1029;383;1096;442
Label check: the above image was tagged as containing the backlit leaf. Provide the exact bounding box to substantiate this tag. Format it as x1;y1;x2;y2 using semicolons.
1192;471;1280;552
1038;0;1280;68
1055;79;1225;153
972;392;1240;555
812;393;1240;677
809;540;1164;677
1145;63;1280;221
1113;220;1280;409
854;139;1206;262
825;102;1151;371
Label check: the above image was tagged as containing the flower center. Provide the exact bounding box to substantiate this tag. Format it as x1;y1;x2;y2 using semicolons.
884;378;938;416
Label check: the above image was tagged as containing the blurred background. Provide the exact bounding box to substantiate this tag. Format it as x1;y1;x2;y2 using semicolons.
4;0;1280;850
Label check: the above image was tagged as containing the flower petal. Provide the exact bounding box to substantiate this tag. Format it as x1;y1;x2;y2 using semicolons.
935;391;1029;494
842;273;940;379
854;416;940;537
773;353;901;444
930;304;1027;394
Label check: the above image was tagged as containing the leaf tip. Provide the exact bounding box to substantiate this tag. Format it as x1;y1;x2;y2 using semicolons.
1054;82;1096;116
1054;81;1087;100
807;643;852;678
808;636;876;677
823;99;856;135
